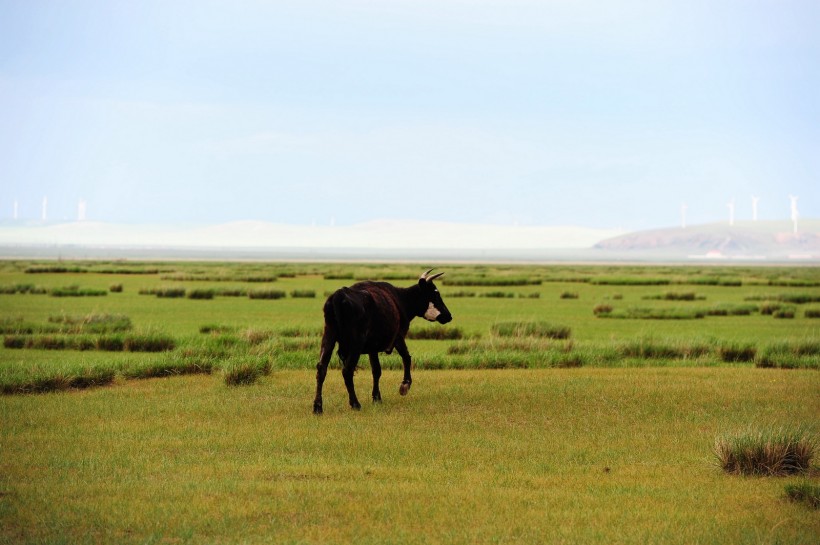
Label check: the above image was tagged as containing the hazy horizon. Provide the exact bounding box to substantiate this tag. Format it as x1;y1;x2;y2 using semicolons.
2;1;818;231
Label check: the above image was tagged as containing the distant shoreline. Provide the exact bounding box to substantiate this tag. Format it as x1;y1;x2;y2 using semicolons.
1;244;817;265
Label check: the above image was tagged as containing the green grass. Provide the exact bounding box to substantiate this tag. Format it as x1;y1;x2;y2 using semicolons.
1;261;819;542
1;368;818;544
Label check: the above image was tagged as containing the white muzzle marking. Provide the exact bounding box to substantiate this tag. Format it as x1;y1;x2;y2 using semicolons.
424;302;441;322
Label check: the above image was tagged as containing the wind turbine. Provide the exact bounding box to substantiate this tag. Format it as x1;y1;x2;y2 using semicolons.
41;196;48;222
789;195;799;235
727;199;735;227
680;202;688;229
751;196;759;222
13;200;18;220
78;199;87;222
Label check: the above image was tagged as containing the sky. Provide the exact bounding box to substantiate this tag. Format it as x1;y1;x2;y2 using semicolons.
1;0;818;231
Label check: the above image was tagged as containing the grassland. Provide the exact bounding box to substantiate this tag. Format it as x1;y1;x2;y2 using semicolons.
1;260;819;544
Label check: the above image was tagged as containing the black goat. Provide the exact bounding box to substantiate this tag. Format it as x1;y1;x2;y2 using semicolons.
313;269;452;414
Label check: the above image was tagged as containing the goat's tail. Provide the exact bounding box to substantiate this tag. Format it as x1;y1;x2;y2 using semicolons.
323;288;359;361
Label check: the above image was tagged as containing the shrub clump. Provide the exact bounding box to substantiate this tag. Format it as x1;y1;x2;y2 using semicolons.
756;341;820;369
593;304;613;316
491;321;571;339
3;332;174;353
717;342;757;362
0;283;48;294
618;338;711;360
123;333;176;352
596;307;706;320
758;302;783;315
444;276;541;287
1;366;116;395
200;324;237;334
187;289;215;300
140;287;186;298
48;313;132;334
590;276;670;286
50;286;108;297
407;327;465;340
248;289;286;300
642;292;701;301
714;428;816;476
773;307;796;319
706;304;758;316
290;290;316;298
223;357;272;386
785;482;820;509
447;291;476;298
481;291;515;298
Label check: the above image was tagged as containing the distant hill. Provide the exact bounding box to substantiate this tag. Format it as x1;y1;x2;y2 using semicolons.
594;220;820;260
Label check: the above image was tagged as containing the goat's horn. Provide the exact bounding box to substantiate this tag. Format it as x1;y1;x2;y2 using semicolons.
427;272;445;282
420;268;435;280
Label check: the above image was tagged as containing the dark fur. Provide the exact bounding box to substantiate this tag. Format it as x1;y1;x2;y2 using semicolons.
313;275;452;414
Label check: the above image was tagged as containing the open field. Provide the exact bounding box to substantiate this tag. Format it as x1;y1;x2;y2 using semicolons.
1;261;819;543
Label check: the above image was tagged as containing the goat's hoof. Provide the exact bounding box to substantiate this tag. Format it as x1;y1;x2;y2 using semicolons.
399;381;411;396
350;401;362;410
313;403;323;415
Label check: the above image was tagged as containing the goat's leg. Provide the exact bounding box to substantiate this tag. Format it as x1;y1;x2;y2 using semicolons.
312;330;335;414
395;337;413;396
369;353;382;403
342;353;362;410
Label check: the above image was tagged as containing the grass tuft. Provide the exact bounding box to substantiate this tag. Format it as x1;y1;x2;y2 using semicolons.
618;337;711;360
784;481;820;509
407;327;465;340
491;321;571;339
290;290;316;298
50;286;108;297
248;289;286;300
717;342;757;362
642;291;702;301
756;341;820;369
1;364;116;395
597;307;706;320
187;289;215;300
48;313;132;334
714;427;816;476
223;357;272;386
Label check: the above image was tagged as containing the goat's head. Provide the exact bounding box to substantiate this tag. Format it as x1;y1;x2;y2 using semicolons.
418;269;452;324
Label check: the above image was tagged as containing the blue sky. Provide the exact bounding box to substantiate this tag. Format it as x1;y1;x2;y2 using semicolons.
1;0;818;230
